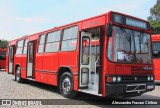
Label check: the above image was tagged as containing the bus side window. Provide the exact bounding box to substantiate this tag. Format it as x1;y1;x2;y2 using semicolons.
16;40;24;55
10;47;13;61
82;37;90;65
29;45;33;62
61;26;78;51
38;34;45;53
45;30;60;53
23;39;28;54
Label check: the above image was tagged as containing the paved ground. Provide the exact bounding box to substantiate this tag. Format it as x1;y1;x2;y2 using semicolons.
0;70;160;108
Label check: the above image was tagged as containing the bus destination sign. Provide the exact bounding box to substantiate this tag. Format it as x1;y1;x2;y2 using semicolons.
126;17;147;30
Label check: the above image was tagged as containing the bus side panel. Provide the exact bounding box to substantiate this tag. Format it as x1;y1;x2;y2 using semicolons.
41;73;48;83
82;16;105;30
153;59;160;81
35;71;41;82
21;55;27;78
6;51;9;72
34;53;43;82
0;49;6;70
69;52;79;91
101;27;108;96
43;53;59;85
155;70;160;81
59;52;78;90
48;74;57;85
0;60;5;69
14;55;22;69
59;52;68;66
3;60;6;69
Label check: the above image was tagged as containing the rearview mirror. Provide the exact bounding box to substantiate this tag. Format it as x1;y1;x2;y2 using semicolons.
106;23;112;37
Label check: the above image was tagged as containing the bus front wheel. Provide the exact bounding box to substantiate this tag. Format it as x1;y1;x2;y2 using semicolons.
15;67;23;83
59;72;77;98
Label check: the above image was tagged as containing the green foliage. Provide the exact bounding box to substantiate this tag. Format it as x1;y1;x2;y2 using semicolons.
0;40;7;49
148;0;160;34
151;20;160;34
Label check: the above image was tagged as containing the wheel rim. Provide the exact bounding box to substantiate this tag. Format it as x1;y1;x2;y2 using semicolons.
16;68;20;81
62;77;71;93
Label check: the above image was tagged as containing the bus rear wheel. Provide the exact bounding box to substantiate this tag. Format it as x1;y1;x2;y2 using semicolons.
15;67;23;83
59;72;77;98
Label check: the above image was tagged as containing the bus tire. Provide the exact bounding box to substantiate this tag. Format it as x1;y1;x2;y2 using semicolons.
59;72;77;98
15;67;23;83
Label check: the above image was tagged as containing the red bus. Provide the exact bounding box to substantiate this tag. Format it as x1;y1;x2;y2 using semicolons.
152;34;160;82
0;48;6;70
6;11;155;98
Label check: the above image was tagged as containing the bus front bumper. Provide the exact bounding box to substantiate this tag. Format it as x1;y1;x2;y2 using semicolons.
106;82;155;96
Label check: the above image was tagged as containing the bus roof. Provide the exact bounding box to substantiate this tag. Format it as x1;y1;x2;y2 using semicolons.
9;11;151;42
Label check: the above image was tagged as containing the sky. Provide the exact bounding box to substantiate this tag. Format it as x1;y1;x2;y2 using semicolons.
0;0;157;41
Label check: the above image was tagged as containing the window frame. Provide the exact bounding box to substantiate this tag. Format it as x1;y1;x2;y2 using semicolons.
152;41;160;58
22;39;28;55
60;26;78;52
38;34;46;53
106;25;152;64
44;30;61;53
81;36;90;65
16;39;24;55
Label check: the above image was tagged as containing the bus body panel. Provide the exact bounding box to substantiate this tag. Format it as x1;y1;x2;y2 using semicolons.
82;15;105;30
6;11;154;97
152;34;160;81
0;48;6;69
6;40;16;74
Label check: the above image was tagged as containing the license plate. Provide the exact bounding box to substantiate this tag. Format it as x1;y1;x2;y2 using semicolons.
147;85;154;90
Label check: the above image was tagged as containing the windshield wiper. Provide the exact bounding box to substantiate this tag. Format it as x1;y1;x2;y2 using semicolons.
120;27;131;42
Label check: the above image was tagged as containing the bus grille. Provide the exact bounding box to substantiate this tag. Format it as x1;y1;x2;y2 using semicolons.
122;76;148;83
126;84;146;92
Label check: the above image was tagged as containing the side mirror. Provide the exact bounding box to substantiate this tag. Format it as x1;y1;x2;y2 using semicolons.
106;23;112;37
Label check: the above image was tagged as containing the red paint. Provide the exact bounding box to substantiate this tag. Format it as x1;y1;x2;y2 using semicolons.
0;48;6;69
5;11;153;97
152;34;160;81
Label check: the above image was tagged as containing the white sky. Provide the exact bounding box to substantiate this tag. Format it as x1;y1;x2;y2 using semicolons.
0;0;157;40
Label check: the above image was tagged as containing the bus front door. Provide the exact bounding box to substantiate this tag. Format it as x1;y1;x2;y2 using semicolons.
8;46;14;74
26;41;35;78
79;31;100;94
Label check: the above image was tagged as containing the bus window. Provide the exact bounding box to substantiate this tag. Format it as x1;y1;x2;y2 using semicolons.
29;45;33;62
61;26;78;51
152;42;160;58
45;31;60;52
23;39;28;54
82;37;90;65
16;40;24;55
0;52;6;60
38;34;45;53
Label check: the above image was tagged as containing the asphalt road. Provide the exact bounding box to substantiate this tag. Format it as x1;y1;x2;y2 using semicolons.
0;70;160;108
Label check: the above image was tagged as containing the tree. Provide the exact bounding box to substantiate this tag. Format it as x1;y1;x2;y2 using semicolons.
0;40;7;49
148;0;160;34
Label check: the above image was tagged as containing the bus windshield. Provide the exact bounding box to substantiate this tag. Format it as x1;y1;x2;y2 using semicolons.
152;42;160;58
107;26;152;64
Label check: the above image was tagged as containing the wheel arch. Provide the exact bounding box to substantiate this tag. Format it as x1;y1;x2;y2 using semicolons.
15;64;21;75
57;66;73;87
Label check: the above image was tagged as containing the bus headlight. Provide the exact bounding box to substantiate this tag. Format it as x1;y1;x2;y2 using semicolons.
106;76;121;83
112;77;117;82
151;76;154;81
147;76;151;81
117;77;121;82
